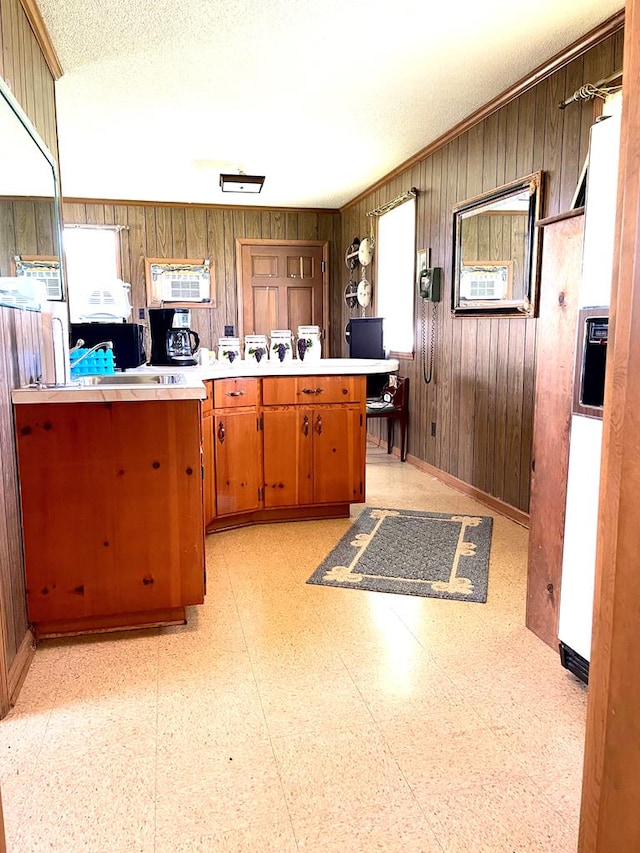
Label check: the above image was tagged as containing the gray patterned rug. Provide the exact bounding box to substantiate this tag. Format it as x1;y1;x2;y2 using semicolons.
307;508;493;602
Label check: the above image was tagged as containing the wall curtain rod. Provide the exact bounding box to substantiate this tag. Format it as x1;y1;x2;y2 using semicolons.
366;187;418;218
559;69;623;110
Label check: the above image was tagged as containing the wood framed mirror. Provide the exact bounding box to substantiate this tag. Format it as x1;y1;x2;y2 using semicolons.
452;171;543;317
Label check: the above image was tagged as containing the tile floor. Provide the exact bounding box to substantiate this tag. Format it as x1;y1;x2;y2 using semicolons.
0;446;587;852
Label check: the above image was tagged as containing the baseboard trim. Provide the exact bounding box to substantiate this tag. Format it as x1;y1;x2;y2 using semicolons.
7;628;36;711
367;435;529;528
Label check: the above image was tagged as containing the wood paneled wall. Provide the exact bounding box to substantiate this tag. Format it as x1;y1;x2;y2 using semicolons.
0;0;58;155
0;198;58;272
0;0;58;715
62;201;341;355
341;30;623;514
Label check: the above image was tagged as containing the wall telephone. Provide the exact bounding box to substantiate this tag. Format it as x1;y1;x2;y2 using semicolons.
418;257;441;384
418;266;441;302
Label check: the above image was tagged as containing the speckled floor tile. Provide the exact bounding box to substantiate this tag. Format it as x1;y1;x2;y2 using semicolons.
154;817;298;852
1;447;587;852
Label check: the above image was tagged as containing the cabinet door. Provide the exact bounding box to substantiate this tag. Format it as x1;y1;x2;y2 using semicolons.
202;409;216;526
312;407;365;505
214;410;261;516
263;409;313;508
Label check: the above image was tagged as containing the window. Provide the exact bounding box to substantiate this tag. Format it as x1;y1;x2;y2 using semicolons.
375;197;417;356
145;258;215;307
64;227;122;322
13;256;62;300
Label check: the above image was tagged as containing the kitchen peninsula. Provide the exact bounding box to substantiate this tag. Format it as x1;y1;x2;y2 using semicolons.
12;358;396;637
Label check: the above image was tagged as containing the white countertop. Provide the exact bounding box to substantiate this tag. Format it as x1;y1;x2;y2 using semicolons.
12;358;399;404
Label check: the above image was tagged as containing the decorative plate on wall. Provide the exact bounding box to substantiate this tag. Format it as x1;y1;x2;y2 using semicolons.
358;236;374;266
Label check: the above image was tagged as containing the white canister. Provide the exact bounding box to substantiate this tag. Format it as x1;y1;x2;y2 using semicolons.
198;347;210;366
244;334;269;364
296;326;322;361
270;330;293;363
218;336;241;365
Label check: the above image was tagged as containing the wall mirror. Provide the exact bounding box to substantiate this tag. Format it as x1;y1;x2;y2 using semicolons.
452;171;543;317
0;78;64;309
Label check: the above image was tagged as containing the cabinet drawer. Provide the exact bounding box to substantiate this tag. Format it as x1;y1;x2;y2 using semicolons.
262;375;364;405
213;378;258;408
202;380;213;413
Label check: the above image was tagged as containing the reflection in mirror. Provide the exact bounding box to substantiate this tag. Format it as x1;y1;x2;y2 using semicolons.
0;77;64;308
452;172;543;317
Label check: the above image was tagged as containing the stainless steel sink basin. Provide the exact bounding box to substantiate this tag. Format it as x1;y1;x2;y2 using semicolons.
78;373;186;386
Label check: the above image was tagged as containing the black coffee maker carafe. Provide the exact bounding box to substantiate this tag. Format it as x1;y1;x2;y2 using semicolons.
149;308;200;366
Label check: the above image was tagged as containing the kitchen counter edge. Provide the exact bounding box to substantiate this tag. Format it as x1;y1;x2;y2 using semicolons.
12;358;399;404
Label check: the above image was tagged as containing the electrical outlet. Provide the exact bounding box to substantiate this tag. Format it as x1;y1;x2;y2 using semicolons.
138;308;145;320
430;421;436;437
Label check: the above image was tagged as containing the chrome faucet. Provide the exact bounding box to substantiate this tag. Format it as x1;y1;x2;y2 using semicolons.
70;340;114;368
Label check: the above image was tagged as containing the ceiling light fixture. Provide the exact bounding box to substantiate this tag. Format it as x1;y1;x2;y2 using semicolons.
219;171;265;193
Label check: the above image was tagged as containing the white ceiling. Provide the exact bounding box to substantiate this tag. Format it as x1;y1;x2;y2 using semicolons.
38;0;622;209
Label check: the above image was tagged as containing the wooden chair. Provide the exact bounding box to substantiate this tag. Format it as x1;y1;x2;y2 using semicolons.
365;376;409;461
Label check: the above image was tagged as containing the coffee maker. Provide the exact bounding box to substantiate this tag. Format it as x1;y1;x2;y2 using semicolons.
149;308;200;366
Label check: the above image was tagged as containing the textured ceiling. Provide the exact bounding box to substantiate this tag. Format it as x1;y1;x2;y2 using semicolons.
38;0;622;209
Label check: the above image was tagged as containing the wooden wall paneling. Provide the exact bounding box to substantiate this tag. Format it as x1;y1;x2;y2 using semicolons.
285;212;298;240
419;153;438;463
503;319;526;508
542;70;565;217
171;207;187;257
222;210;237;331
244;209;262;239
144;206;158;257
504;98;520;184
298;212;318;242
259;210;271;240
185;206;213;347
126;205;147;314
516;86;538;179
272;210;285;241
560;55;586;207
34;200;54;255
519;317;536;511
205;209;226;346
13;201;35;254
154;206;172;258
436;138;459;473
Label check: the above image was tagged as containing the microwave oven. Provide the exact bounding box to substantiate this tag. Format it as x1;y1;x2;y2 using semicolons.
70;322;146;371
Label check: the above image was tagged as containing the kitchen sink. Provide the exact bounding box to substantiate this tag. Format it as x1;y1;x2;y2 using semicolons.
78;373;186;386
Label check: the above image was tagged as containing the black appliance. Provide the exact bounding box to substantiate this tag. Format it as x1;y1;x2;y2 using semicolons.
149;308;200;366
346;317;389;398
70;322;145;371
573;308;609;418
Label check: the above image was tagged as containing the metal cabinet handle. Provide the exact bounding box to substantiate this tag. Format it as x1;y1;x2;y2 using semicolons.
217;421;225;444
226;390;246;397
301;387;323;395
315;414;323;436
302;415;309;437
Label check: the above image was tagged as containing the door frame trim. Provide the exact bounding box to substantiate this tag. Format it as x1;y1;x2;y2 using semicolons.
235;239;330;353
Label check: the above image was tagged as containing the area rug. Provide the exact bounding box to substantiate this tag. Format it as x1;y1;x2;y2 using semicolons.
307;508;493;602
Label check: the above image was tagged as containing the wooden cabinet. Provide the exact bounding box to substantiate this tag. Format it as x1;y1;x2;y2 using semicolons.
214;410;261;516
263;406;364;508
203;374;367;531
526;210;584;650
14;400;205;637
202;378;261;521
